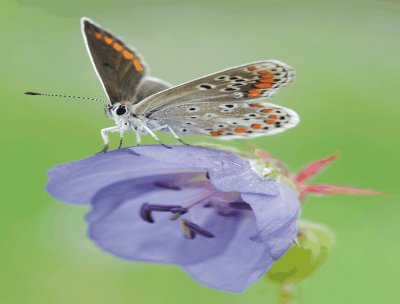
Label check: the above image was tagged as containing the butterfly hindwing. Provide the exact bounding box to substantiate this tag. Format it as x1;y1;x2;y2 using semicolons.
134;61;294;114
81;18;147;104
148;101;299;139
135;77;172;103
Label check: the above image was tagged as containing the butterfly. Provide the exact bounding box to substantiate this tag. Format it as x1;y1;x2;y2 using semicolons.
28;17;299;152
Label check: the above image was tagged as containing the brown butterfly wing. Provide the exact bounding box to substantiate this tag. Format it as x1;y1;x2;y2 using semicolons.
81;18;147;104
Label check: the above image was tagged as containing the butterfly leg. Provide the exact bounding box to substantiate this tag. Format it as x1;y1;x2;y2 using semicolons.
118;130;124;149
150;125;190;146
99;125;124;153
140;125;172;148
166;126;191;146
132;129;142;146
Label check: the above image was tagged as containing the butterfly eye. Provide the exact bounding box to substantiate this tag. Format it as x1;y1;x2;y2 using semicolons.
116;106;127;116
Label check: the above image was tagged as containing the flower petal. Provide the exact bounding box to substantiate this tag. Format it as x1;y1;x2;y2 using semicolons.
182;184;300;293
46;148;192;205
47;146;279;205
182;213;273;293
87;176;243;265
243;183;300;259
133;145;279;196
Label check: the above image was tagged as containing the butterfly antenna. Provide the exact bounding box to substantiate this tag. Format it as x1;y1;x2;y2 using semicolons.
24;91;111;106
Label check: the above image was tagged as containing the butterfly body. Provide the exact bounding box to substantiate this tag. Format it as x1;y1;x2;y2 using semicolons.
80;17;299;151
104;104;153;139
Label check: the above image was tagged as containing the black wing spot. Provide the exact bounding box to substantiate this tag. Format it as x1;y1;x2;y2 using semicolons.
225;104;234;108
199;84;213;90
223;87;238;92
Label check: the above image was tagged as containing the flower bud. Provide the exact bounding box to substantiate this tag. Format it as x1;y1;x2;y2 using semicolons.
266;220;335;284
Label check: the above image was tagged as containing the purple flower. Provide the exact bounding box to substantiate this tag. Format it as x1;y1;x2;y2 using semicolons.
46;146;300;293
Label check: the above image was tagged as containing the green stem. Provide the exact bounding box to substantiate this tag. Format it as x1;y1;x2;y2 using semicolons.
278;281;299;304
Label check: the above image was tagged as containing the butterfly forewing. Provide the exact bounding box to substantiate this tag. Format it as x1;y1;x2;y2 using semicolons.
148;101;299;139
134;60;294;114
82;18;147;104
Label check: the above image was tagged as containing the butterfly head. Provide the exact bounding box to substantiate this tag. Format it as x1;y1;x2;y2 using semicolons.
106;103;131;120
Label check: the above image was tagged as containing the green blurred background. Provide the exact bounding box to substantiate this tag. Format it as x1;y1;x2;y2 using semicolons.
1;0;399;303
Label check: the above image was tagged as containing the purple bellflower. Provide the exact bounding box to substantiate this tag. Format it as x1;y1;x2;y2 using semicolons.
46;145;300;293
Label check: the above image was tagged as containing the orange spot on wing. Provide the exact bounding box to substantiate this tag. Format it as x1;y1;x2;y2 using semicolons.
104;36;113;45
247;90;261;97
247;65;257;71
95;32;102;39
113;42;123;52
251;124;263;129
260;108;273;113
269;115;277;119
265;119;275;124
258;70;273;76
210;131;224;136
259;78;275;83
234;127;247;133
249;102;263;107
254;83;272;89
133;59;144;72
122;50;134;60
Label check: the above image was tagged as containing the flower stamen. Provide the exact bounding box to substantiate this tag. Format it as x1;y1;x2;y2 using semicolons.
140;203;188;223
180;219;215;239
